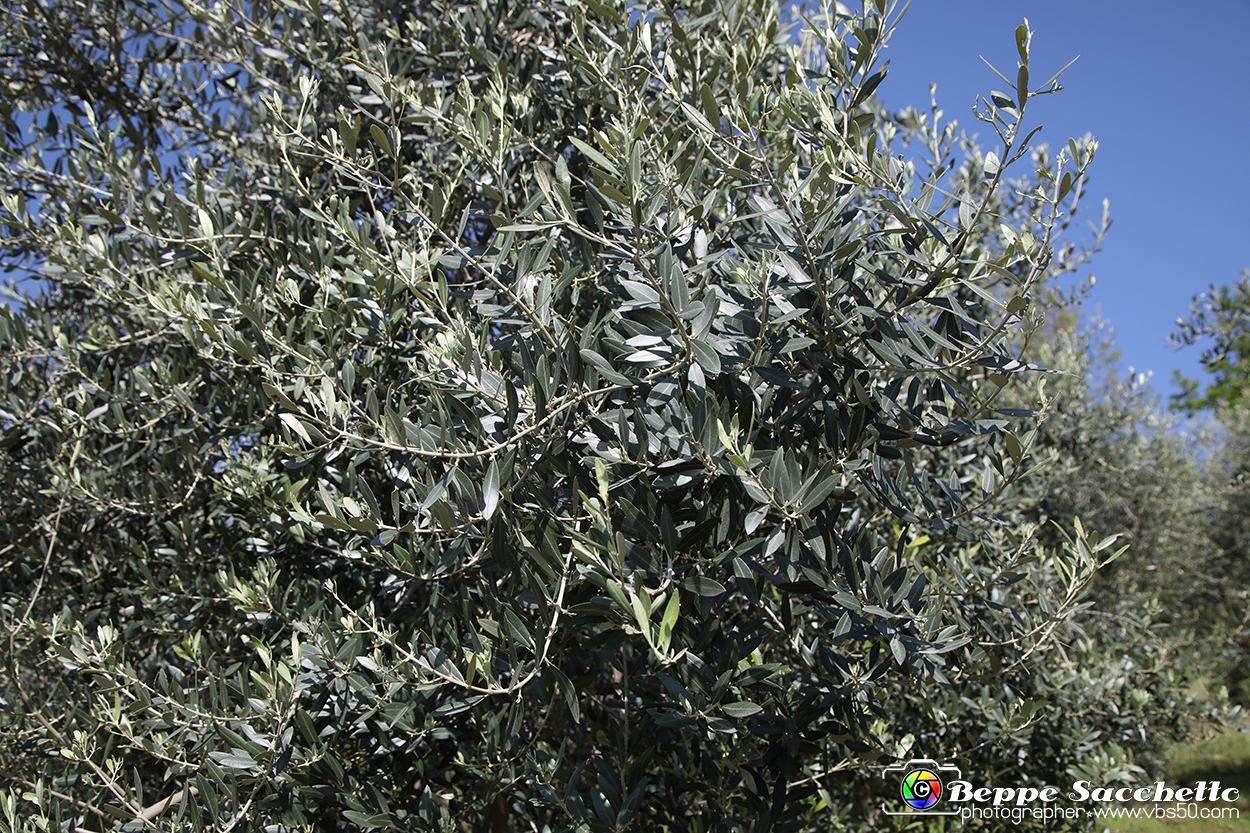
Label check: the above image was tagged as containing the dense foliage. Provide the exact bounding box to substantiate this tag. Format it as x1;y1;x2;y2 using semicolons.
0;1;1231;831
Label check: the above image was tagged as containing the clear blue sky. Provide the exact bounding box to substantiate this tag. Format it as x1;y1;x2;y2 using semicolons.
875;0;1250;397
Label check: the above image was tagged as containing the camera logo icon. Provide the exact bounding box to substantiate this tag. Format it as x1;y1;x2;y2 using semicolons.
901;767;943;809
882;758;962;816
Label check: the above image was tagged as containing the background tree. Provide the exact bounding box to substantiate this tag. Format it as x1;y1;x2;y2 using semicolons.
1164;272;1250;703
0;1;1218;831
1172;270;1250;414
1030;297;1221;632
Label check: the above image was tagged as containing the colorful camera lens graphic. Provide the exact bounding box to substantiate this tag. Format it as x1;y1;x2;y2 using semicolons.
882;758;960;816
900;768;943;810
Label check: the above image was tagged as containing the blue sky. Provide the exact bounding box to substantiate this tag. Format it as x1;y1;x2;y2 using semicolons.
875;0;1250;397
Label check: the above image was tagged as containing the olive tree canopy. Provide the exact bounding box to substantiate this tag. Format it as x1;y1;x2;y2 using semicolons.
1;1;1174;831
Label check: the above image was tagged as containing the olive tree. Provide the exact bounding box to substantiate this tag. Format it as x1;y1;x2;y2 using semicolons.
1166;273;1250;703
0;1;1158;830
1172;270;1250;414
